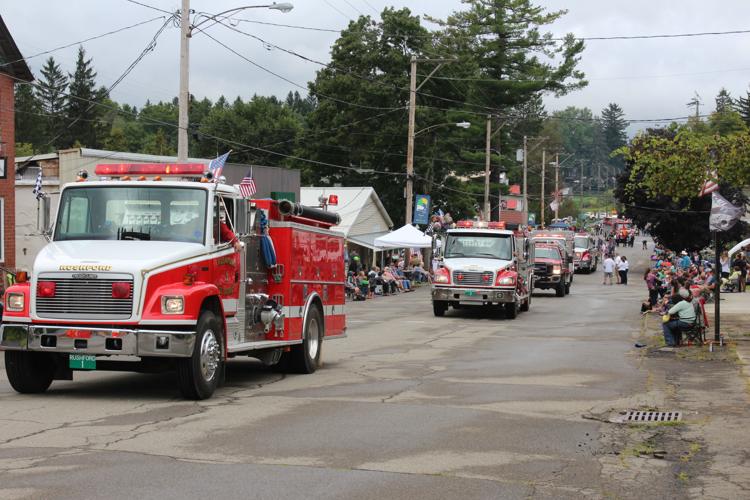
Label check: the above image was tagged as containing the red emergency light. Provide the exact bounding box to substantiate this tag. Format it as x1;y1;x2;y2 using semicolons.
328;194;339;206
94;163;206;177
488;221;506;229
456;220;474;228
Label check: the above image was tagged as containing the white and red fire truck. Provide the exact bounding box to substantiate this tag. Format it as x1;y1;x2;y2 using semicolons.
431;220;533;319
0;163;347;399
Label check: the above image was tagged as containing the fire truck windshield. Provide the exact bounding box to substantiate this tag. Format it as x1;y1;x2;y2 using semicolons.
444;233;512;260
54;186;208;243
574;236;588;248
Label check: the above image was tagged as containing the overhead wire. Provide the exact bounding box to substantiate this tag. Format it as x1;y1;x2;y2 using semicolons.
0;16;168;69
123;0;174;15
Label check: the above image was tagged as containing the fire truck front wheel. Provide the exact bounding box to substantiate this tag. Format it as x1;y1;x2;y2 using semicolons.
177;310;224;400
5;351;56;394
287;305;323;374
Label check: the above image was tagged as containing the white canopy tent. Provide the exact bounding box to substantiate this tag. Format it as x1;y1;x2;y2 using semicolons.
728;238;750;258
374;224;432;249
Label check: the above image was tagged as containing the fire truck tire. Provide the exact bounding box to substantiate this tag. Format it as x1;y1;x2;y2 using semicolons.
565;281;571;295
288;305;323;374
432;301;447;317
5;351;55;394
177;310;223;400
520;293;530;312
555;282;565;297
505;301;518;319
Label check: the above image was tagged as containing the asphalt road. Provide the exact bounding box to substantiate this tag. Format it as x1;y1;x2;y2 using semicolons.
0;247;653;499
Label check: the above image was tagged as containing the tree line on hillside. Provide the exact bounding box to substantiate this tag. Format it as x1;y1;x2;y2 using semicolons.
17;0;631;224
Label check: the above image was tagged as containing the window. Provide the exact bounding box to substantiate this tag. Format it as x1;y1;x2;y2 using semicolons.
54;186;207;243
444;233;513;260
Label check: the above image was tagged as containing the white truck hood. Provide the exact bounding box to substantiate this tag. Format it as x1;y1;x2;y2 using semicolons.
35;240;206;276
441;257;513;273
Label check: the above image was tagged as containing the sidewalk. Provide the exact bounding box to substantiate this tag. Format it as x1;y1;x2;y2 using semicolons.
705;291;750;378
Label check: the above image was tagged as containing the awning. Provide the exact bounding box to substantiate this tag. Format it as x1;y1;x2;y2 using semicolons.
348;231;392;251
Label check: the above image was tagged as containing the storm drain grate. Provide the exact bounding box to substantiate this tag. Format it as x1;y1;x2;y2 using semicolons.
622;410;682;423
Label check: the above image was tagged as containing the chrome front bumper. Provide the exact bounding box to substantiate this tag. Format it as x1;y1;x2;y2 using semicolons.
432;287;515;303
0;324;196;358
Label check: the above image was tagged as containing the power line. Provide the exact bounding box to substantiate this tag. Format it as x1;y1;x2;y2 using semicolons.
123;0;174;15
0;16;168;69
199;29;402;112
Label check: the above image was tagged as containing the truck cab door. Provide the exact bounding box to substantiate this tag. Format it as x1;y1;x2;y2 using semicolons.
211;195;240;316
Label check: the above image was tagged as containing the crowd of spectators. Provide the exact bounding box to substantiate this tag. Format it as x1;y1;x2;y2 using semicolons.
345;250;431;301
640;242;749;347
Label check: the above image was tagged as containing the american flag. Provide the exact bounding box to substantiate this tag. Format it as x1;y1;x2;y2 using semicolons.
239;168;257;198
699;169;719;197
208;151;230;180
32;169;44;199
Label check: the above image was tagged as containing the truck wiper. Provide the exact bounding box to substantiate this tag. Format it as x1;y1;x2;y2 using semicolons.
444;252;465;258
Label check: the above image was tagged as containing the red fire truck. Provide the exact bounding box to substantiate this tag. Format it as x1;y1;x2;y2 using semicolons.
0;163;346;399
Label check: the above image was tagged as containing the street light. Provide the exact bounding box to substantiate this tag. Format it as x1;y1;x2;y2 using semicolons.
177;1;294;160
405;121;470;223
414;121;471;137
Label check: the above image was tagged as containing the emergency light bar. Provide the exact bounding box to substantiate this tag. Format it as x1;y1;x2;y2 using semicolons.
94;163;206;177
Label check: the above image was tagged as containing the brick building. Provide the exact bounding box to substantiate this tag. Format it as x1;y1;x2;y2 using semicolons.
0;16;34;271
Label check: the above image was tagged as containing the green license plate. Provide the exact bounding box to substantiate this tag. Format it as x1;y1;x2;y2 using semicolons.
69;354;96;370
464;290;476;296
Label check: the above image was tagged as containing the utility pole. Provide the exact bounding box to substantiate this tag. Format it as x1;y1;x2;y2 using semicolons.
522;136;528;225
405;57;455;225
177;0;190;161
405;56;418;225
554;152;560;221
541;149;546;229
580;163;584;209
484;115;492;221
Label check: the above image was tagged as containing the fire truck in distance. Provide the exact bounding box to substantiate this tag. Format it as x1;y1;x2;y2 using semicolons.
603;217;633;245
431;220;533;319
529;230;575;295
0;163;346;400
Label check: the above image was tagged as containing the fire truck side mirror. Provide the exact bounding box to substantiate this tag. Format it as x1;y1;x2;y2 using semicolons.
37;196;52;238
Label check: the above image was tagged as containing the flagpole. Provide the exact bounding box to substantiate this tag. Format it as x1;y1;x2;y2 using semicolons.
713;230;721;343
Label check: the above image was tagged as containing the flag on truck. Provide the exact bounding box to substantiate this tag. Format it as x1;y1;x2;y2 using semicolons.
239;168;257;198
208;151;230;180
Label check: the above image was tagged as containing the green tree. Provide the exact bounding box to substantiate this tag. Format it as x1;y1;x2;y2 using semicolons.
65;46;107;148
735;86;750;126
15;83;44;150
601;103;627;172
715;87;734;113
615;128;748;250
196;95;303;165
35;57;68;149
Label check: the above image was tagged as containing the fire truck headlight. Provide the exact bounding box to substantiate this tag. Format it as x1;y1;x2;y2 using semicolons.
6;293;24;312
161;296;185;315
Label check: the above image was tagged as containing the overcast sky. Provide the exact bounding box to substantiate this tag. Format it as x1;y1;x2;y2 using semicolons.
6;0;750;134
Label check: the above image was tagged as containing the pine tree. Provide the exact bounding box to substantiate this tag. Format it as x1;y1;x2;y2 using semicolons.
35;56;68;150
736;87;750;126
601;103;627;151
715;87;734;113
15;83;44;150
66;46;106;148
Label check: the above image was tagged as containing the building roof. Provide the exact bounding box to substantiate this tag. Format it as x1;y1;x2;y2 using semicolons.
0;15;34;82
301;187;393;245
76;148;212;165
15;153;59;164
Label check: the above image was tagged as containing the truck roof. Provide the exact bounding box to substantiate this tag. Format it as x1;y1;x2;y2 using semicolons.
61;180;240;195
446;228;514;236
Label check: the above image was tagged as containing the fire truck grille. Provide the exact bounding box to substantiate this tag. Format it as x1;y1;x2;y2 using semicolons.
534;263;552;276
452;271;493;286
36;278;134;320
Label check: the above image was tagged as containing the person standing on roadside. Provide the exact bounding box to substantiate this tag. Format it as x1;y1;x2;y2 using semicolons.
732;252;747;292
720;251;730;280
617;255;629;285
603;255;616;285
645;268;658;309
614;253;622;284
